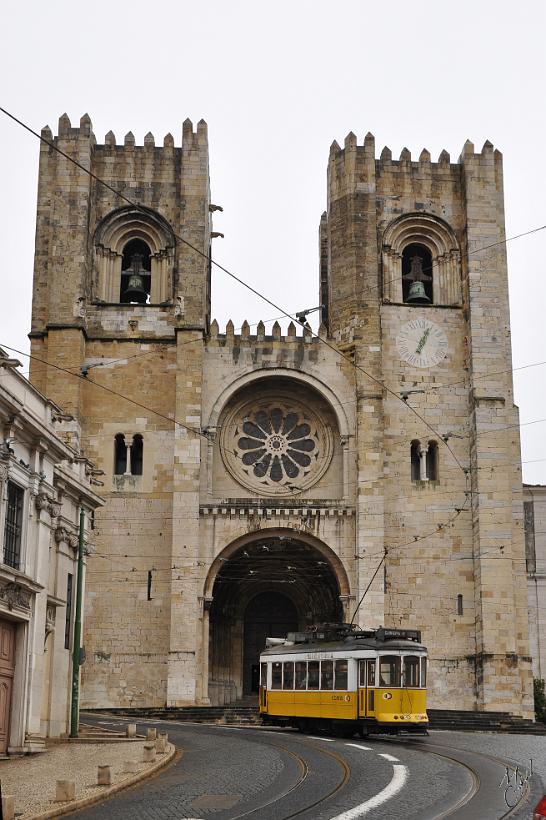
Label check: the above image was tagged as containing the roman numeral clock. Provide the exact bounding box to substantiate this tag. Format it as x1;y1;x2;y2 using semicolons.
396;318;449;368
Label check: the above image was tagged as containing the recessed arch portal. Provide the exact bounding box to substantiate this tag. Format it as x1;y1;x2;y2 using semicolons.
206;530;349;704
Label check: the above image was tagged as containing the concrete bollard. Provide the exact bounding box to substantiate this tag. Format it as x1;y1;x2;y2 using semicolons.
143;742;156;762
123;760;139;773
55;780;76;802
146;727;157;741
97;765;111;786
155;733;166;753
126;723;137;738
1;795;15;820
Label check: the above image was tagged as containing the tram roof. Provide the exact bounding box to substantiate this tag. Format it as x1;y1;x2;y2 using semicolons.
260;636;427;656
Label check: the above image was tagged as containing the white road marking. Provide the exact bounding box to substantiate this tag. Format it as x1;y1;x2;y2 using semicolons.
345;743;372;751
378;753;399;762
330;764;408;818
308;736;335;742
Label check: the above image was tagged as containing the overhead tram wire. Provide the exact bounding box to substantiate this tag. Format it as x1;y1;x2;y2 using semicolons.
2;111;536;595
3;107;545;477
0;106;507;479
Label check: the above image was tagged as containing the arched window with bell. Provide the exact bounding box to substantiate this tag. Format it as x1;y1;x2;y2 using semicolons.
402;244;433;304
120;239;152;304
93;206;175;305
381;213;462;306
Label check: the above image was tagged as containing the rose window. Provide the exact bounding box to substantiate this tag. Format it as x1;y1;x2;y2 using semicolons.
220;395;334;495
238;408;316;483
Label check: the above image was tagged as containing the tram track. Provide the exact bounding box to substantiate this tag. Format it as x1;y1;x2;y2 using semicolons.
78;714;533;819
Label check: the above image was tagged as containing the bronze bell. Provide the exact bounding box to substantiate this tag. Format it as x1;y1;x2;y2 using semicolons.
406;280;430;303
123;272;148;304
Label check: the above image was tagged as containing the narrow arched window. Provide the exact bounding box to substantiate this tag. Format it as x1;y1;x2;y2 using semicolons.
131;434;143;476
402;244;433;304
457;594;463;615
120;239;152;304
426;441;439;481
114;434;127;475
411;440;421;481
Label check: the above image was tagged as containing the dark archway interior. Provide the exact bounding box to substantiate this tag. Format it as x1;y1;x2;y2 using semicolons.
120;238;152;303
208;535;343;704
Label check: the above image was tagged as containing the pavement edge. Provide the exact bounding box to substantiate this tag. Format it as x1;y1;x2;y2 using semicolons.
24;742;179;820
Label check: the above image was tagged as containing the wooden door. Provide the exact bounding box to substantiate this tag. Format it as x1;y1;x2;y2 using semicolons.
0;621;16;755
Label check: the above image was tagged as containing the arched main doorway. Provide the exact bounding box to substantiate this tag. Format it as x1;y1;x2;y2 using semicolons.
207;532;348;705
243;592;298;695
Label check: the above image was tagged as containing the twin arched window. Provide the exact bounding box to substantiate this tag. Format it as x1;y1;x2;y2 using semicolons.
411;440;439;482
114;433;143;476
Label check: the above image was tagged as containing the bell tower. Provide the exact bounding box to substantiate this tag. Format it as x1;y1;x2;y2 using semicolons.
29;113;211;414
29;114;213;708
320;134;532;717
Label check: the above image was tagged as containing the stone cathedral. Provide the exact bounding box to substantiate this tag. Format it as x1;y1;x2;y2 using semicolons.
28;113;533;717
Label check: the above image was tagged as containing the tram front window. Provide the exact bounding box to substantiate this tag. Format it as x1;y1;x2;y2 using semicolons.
404;656;420;687
421;657;427;687
260;663;267;686
379;655;401;687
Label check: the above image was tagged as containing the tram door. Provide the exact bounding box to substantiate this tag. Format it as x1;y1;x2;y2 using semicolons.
358;659;376;718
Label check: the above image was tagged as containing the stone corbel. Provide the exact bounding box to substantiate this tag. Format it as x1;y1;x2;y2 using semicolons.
45;604;56;641
34;492;50;512
47;500;62;518
54;525;69;544
0;581;31;612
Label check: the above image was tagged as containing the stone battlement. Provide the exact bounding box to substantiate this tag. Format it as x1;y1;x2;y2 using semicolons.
40;113;208;151
208;319;327;346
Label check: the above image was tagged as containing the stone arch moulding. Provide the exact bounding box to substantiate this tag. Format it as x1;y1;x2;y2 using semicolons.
93;206;176;304
381;212;461;306
203;528;351;600
206;369;351;438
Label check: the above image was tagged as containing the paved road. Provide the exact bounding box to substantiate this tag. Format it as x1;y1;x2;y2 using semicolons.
73;717;536;819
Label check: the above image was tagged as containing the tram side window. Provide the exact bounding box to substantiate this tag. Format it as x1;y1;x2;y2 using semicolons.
379;656;401;687
283;662;294;689
260;663;267;686
321;660;334;690
404;656;420;687
367;659;376;686
308;661;319;690
295;661;307;690
421;657;427;687
334;659;348;690
272;662;282;689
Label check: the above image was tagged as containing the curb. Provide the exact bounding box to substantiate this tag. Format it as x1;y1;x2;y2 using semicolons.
25;742;178;820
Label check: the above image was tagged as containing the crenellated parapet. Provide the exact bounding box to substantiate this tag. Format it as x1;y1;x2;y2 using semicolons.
327;131;503;204
207;318;328;349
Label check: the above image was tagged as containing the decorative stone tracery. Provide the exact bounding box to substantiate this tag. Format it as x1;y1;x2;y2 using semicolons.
220;396;334;496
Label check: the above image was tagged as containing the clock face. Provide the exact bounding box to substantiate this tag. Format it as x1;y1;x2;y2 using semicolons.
396;318;448;368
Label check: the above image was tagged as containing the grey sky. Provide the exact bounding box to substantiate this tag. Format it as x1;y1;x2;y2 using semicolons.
1;0;545;482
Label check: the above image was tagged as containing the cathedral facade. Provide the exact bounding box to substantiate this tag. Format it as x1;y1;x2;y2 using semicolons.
28;114;533;716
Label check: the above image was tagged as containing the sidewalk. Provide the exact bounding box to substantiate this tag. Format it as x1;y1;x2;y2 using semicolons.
0;728;175;819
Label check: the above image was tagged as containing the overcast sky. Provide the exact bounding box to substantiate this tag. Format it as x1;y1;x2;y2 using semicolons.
1;0;545;483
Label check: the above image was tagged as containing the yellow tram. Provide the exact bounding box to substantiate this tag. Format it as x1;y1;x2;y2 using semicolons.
259;626;428;736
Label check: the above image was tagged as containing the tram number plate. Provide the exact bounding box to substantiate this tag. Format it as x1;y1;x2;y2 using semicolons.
332;695;351;702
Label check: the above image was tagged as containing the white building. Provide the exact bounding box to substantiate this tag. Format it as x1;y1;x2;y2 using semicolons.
0;349;102;754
